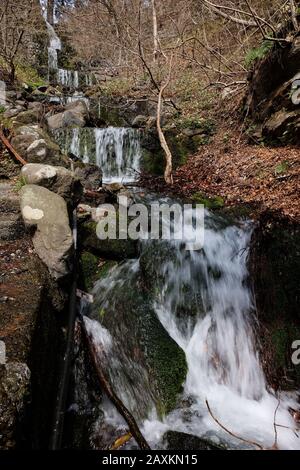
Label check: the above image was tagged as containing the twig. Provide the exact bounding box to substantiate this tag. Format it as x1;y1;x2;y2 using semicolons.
0;129;27;166
205;399;264;450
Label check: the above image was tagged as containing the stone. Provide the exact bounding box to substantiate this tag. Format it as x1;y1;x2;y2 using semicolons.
131;115;148;128
89;262;187;420
21;163;82;202
3;106;24;119
12;109;41;127
103;182;125;193
74;163;102;191
11;125;64;166
20;185;73;279
80;220;138;260
0;363;30;449
47;101;89;130
162;431;224;450
263;110;300;140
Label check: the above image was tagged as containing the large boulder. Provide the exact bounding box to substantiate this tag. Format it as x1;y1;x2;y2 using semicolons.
21;163;82;203
80;220;139;260
250;211;300;390
11;109;41;127
20;185;73;279
246;32;300;143
47;100;89;131
11;126;65;166
89;261;187;420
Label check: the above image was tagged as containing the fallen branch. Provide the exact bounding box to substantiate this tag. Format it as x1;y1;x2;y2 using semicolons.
205;399;264;450
0;129;27;166
79;316;151;450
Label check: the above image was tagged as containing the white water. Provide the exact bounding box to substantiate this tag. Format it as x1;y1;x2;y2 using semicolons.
54;127;142;183
58;69;79;89
46;21;61;72
86;199;300;449
140;220;300;450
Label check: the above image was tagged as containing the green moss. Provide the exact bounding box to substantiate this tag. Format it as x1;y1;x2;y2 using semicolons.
80;251;100;291
192;192;224;209
245;40;273;69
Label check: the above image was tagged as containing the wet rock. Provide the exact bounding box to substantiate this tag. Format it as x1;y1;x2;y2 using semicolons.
90;262;187;419
162;431;224;450
103;182;125;193
21;163;82;203
11;125;65;166
0;363;30;449
74;162;102;191
80;220;138;260
250;212;300;390
20;185;73;279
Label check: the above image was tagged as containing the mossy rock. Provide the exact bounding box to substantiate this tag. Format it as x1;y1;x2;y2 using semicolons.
163;431;226;450
80;251;117;291
80;220;139;260
250;212;300;389
90;264;187;419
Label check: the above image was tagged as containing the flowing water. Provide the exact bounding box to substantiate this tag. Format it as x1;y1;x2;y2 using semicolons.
54;127;142;183
70;127;300;450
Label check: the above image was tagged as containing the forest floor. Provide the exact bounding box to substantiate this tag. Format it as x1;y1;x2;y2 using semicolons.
172;130;300;221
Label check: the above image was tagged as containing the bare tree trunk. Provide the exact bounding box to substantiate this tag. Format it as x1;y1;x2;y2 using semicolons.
157;56;174;185
151;0;159;62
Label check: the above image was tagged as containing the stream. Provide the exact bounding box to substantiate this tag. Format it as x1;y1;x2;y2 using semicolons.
40;0;300;450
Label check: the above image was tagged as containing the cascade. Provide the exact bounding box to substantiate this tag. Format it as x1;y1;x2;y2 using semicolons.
53;127;142;183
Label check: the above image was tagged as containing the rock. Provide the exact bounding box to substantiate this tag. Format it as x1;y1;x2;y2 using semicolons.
20;185;73;279
263;109;300;141
47;101;89;130
28;102;44;113
11;125;65;166
0;363;30;449
250;212;300;390
162;431;224;450
246;33;300;143
103;182;125;193
65;99;89;117
3;106;24;119
74;162;102;190
132;115;148;128
89;262;187;419
80;220;138;260
21;163;82;203
12;109;41;127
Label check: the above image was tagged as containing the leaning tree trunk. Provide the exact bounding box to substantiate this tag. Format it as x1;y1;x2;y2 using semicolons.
157;55;174;185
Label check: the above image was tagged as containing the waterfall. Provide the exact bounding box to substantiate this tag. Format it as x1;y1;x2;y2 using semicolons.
87;207;300;450
53;127;142;183
46;21;61;72
40;1;94;89
58;69;79;89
